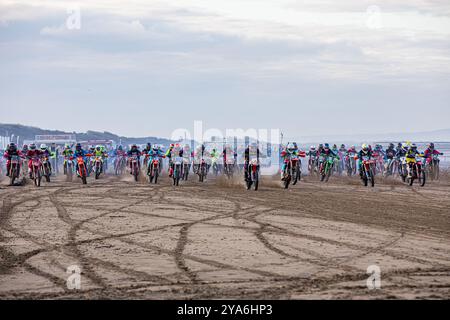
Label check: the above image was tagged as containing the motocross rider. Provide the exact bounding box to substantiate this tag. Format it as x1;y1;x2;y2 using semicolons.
3;143;24;177
73;143;89;176
423;143;443;160
127;144;142;174
40;144;53;174
280;142;300;180
244;143;260;182
357;144;373;178
405;143;423;177
62;144;74;174
385;143;396;161
92;145;106;173
26;143;44;178
147;144;165;174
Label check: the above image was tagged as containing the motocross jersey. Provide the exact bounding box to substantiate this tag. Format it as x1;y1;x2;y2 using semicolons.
113;150;127;157
93;150;105;158
385;148;396;160
423;148;442;159
406;148;422;159
396;147;407;158
3;149;23;160
74;149;88;158
62;149;74;157
127;149;141;159
307;150;318;157
244;147;260;163
26;149;44;159
148;149;164;159
320;149;338;159
281;149;304;161
357;149;373;160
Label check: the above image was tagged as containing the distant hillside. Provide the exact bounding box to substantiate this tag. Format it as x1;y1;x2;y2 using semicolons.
0;123;174;146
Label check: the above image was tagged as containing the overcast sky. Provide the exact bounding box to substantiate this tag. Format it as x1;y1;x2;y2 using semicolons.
0;0;449;140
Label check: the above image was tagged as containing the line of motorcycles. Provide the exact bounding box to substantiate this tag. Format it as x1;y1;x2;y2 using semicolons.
305;153;442;187
4;152;442;190
6;155;52;187
112;154;240;186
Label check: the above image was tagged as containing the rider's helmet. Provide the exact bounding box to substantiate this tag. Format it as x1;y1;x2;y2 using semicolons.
9;142;17;151
89;146;95;151
152;145;159;151
389;143;395;149
402;142;408;149
131;144;138;150
428;142;435;150
324;143;330;150
29;143;36;150
310;146;316;151
362;144;369;152
64;143;70;149
76;143;82;151
351;145;356;151
22;144;28;151
118;145;123;151
287;143;296;153
40;144;47;150
95;145;101;151
411;143;417;151
332;144;337;150
318;144;323;149
340;144;345;149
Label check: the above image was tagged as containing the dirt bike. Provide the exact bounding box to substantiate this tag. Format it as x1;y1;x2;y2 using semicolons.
8;155;21;186
93;156;103;180
87;156;94;177
76;155;89;185
41;156;52;183
308;155;317;176
143;154;149;170
148;157;160;184
375;153;385;176
102;155;108;174
114;155;126;176
384;158;398;177
406;156;426;187
345;153;357;176
398;156;408;182
319;155;334;182
182;158;190;181
30;156;42;187
246;158;259;191
282;155;302;189
425;154;441;181
172;156;183;186
198;159;207;182
211;158;219;176
334;152;344;176
224;158;235;179
63;156;74;181
360;156;376;187
130;155;140;182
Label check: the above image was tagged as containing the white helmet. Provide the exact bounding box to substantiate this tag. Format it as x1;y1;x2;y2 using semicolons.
40;144;47;150
287;143;295;152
